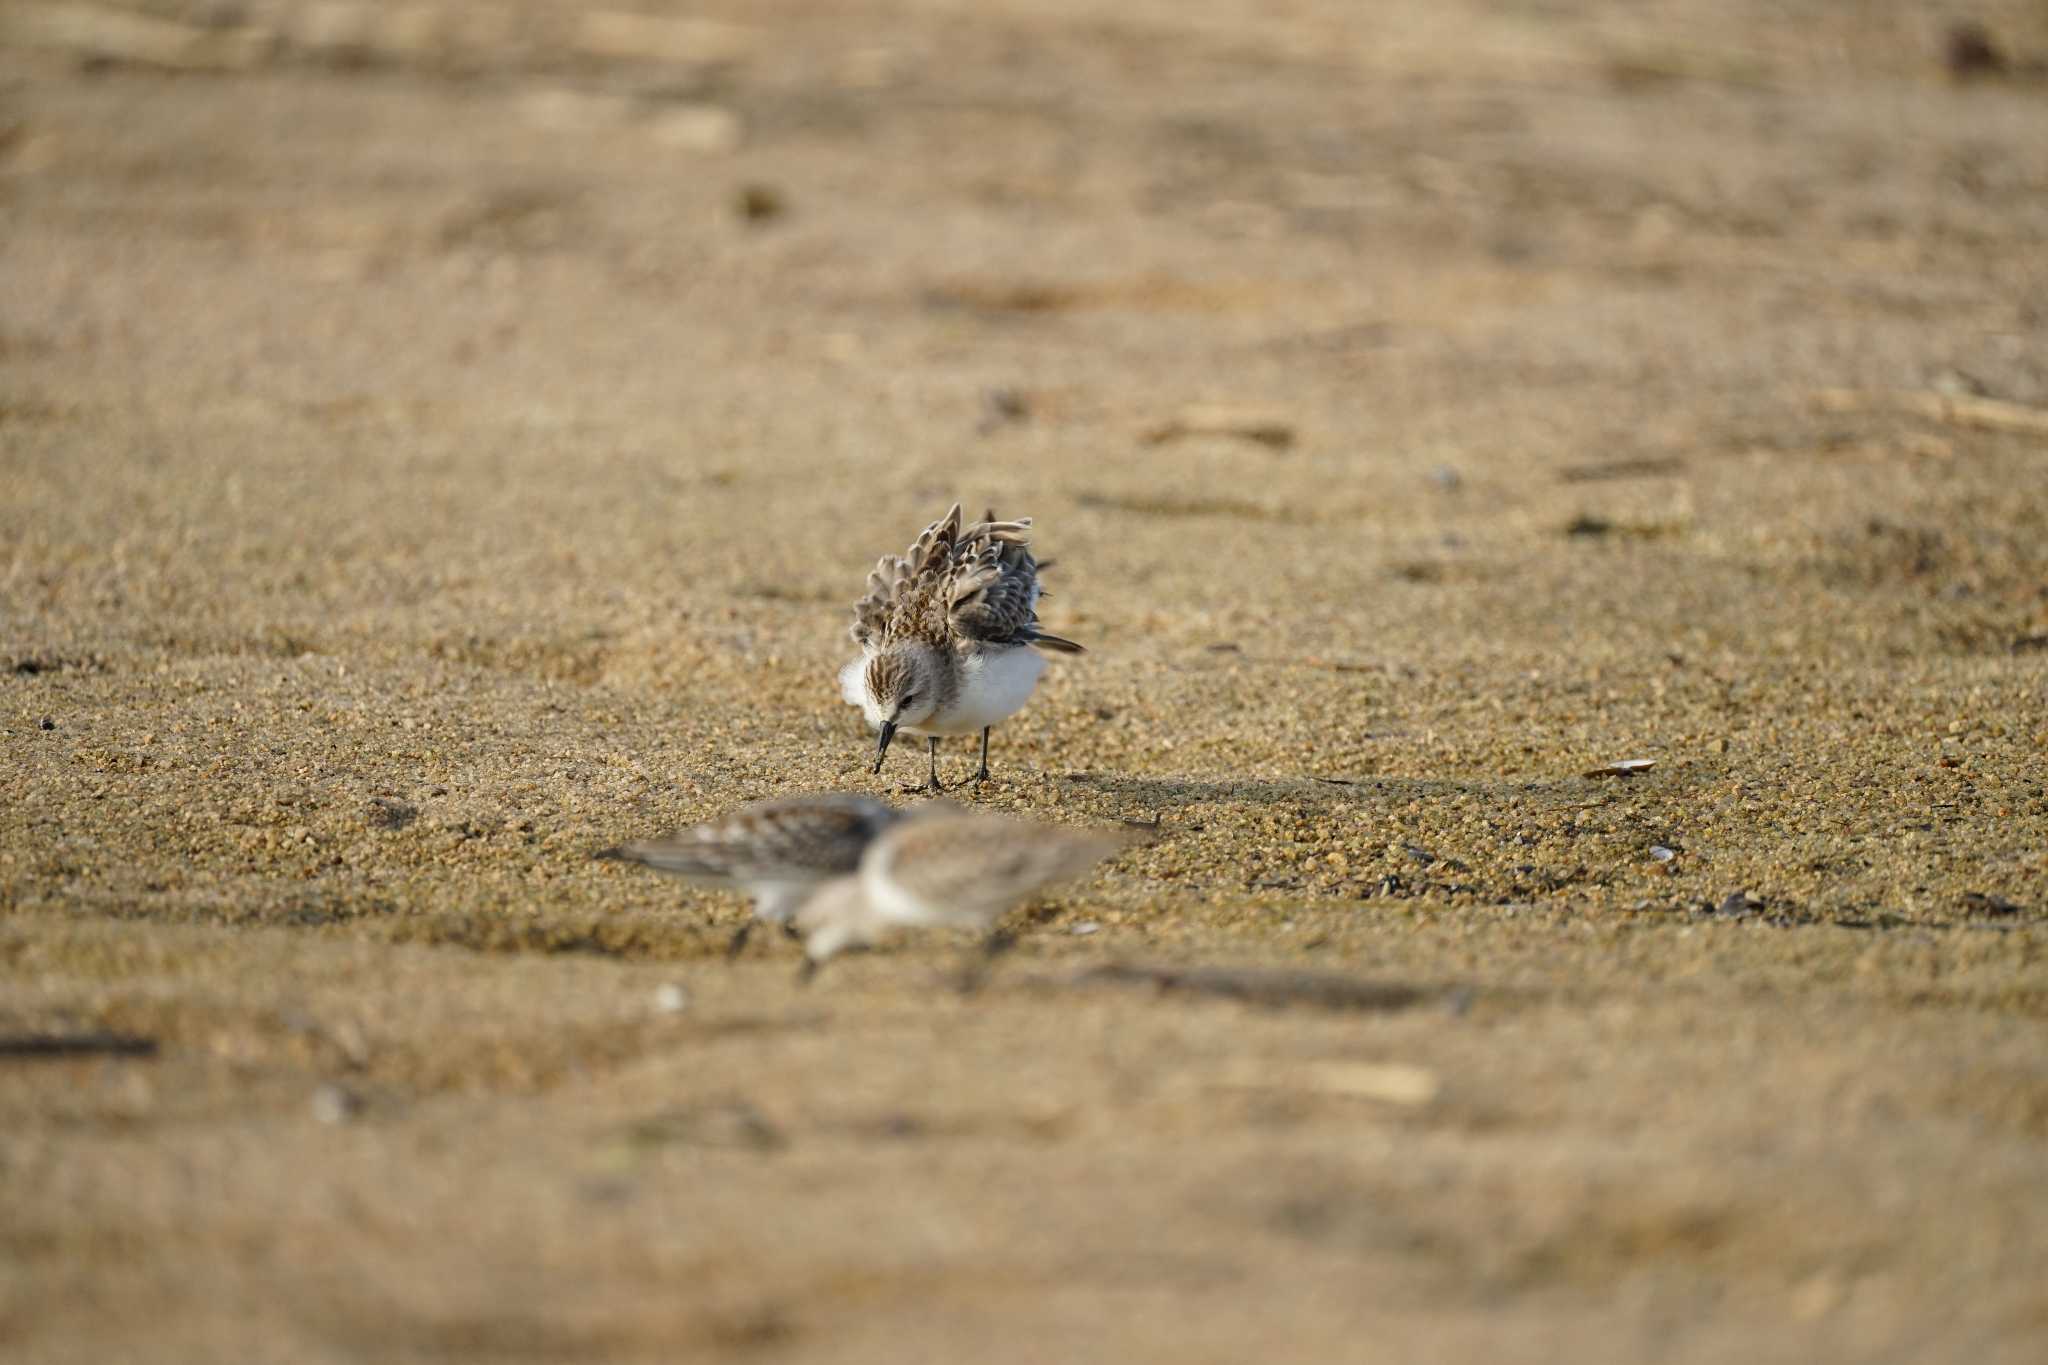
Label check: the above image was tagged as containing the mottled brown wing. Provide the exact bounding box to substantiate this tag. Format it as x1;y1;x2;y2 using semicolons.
849;554;908;648
948;548;1037;644
849;504;966;647
851;504;1082;651
946;512;1077;649
598;794;900;883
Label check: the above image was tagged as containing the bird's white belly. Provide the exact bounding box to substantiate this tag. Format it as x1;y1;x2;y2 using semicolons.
911;646;1045;736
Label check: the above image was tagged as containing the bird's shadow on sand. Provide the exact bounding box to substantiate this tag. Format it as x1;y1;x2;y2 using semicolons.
1046;769;1690;811
1059;961;1471;1015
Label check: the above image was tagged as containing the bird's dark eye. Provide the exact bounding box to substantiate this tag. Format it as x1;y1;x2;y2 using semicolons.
901;693;917;705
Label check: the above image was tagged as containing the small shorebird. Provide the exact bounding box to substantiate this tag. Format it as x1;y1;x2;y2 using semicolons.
841;503;1081;793
595;793;905;957
792;808;1122;985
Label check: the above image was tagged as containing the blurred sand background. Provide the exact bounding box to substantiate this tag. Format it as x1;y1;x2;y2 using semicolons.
4;1;2047;1360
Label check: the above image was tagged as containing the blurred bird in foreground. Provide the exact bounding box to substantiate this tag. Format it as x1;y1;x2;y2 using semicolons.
595;793;906;958
792;807;1124;987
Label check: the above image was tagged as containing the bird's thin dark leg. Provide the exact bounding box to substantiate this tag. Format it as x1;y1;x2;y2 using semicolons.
797;943;876;984
955;925;1018;995
974;727;993;786
724;919;755;961
899;736;946;795
897;740;942;794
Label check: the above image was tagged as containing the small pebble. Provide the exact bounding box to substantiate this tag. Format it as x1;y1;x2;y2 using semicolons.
735;183;785;224
1070;921;1102;936
651;982;691;1013
1585;758;1656;778
978;387;1031;434
310;1083;362;1125
1649;845;1677;863
1945;21;2006;79
648;104;743;154
519;88;633;133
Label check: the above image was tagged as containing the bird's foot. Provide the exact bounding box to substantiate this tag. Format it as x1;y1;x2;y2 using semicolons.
724;922;755;962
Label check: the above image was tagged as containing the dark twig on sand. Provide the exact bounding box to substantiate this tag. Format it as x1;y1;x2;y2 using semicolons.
0;1033;160;1061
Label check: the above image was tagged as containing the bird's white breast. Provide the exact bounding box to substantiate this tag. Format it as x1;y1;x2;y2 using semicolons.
917;645;1045;736
839;655;869;709
861;847;938;927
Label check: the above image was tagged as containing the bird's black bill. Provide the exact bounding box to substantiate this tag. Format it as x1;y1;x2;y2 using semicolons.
871;720;898;774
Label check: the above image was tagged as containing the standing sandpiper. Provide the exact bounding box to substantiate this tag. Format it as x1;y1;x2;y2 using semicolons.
840;503;1081;792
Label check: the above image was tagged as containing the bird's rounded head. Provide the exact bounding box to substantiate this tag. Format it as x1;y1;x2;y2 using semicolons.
860;644;942;731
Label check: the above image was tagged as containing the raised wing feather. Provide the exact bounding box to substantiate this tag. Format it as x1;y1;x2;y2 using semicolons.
849;554;910;648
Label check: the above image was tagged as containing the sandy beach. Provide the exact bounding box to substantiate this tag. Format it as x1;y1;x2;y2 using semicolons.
4;2;2046;1360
